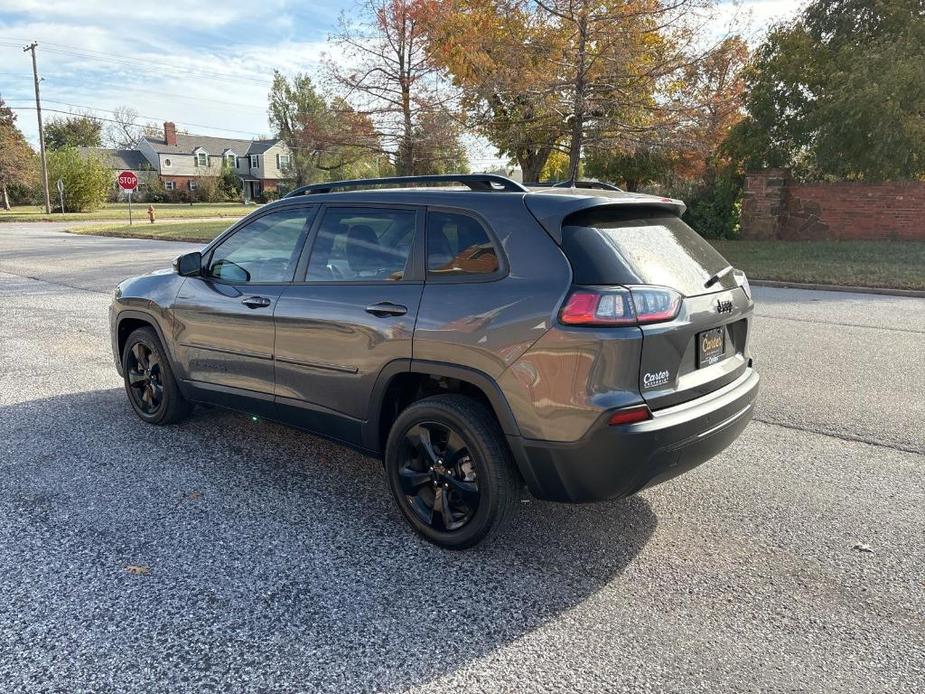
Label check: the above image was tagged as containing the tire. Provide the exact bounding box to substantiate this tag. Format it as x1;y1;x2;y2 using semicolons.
384;394;519;549
122;326;191;425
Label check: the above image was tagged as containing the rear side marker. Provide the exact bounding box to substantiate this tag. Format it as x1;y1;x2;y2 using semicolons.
608;405;652;426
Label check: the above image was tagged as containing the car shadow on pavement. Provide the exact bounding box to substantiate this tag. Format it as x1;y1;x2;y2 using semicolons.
1;388;657;692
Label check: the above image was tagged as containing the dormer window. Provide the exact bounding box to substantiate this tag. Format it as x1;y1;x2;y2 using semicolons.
195;149;208;167
226;153;236;168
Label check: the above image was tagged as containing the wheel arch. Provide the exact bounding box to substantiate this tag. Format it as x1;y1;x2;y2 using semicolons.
364;360;521;453
116;310;175;370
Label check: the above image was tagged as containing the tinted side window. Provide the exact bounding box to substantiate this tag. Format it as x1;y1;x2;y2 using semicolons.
427;211;499;276
208;207;313;283
306;208;415;282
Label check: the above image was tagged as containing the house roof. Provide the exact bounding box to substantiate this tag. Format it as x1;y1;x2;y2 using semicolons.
78;147;150;171
246;140;281;154
141;133;283;156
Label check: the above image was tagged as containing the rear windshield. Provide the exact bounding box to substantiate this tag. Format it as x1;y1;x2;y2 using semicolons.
561;209;735;296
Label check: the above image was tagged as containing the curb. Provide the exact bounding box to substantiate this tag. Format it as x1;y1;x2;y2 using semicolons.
751;279;925;299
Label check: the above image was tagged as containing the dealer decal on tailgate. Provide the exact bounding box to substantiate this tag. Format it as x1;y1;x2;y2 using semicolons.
643;370;671;389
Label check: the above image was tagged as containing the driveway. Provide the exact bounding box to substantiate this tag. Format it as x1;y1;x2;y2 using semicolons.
1;224;923;692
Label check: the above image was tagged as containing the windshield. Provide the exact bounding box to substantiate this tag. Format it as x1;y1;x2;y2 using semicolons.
561;211;735;296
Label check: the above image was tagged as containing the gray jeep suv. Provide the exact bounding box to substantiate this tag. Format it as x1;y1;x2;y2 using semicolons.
110;174;759;548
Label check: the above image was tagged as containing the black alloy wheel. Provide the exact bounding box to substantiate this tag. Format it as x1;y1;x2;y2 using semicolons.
126;342;164;415
121;326;191;425
398;421;481;531
385;395;519;549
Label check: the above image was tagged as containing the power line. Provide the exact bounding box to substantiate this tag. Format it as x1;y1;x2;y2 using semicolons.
40;99;269;132
0;74;268;111
10;105;266;138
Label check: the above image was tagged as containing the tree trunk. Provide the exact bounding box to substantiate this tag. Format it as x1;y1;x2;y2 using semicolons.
1;184;9;211
566;3;589;183
399;85;414;175
518;145;553;184
398;11;415;176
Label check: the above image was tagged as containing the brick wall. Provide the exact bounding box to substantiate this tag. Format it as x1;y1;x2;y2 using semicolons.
740;169;788;240
741;170;925;240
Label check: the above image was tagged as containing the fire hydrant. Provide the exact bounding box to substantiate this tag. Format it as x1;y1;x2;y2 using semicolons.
147;205;156;224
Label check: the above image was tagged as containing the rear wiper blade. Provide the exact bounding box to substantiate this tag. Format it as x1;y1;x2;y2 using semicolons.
704;265;735;288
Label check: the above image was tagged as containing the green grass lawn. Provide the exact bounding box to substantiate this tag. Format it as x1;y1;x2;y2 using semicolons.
1;202;250;223
70;220;233;243
711;240;925;291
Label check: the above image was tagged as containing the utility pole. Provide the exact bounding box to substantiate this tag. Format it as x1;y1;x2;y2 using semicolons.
23;42;51;214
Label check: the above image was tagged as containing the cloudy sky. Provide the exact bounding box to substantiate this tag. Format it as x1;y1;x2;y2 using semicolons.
0;0;803;167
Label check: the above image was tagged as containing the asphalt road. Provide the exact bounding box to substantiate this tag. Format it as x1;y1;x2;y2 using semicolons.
1;223;923;693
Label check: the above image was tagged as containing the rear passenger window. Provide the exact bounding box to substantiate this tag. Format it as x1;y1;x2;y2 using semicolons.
306;208;416;282
427;211;499;277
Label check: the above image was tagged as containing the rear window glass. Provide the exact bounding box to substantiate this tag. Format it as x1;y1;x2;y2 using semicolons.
562;210;734;296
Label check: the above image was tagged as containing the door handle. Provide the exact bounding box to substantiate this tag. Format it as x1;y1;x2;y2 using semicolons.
365;302;408;317
242;296;272;309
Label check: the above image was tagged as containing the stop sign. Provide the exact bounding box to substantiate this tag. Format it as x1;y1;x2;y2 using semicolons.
118;171;138;191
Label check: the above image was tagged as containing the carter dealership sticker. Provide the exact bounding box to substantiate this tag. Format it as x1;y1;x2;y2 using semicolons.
643;370;671;389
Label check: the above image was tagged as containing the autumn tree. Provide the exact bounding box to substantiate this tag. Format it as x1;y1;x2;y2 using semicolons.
426;0;724;182
327;0;464;175
412;108;469;174
44;112;103;150
670;35;748;180
422;0;567;182
268;71;385;185
534;0;727;182
0;97;36;210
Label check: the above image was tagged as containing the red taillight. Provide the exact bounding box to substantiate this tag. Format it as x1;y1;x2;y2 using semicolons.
608;405;652;426
630;286;682;324
559;289;635;325
559;286;681;326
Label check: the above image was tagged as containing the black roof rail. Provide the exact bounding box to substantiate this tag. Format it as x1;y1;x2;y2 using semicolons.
283;174;528;198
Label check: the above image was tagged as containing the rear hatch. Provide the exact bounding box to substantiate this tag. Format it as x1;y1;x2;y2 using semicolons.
559;206;752;410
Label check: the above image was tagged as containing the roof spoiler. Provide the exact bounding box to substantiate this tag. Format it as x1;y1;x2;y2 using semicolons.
524;194;686;244
533;180;623;192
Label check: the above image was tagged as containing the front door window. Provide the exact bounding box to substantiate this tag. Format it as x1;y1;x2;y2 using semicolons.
207;207;313;283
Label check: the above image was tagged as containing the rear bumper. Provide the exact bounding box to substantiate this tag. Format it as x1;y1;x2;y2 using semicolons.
507;367;760;502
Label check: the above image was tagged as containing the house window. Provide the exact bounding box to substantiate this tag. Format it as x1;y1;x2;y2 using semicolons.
250;154;259;169
277;153;291;171
196;151;208;167
165;180;176;191
226;154;236;169
164;158;171;167
189;180;198;191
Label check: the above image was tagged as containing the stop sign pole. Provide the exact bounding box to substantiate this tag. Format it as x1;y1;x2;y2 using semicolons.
118;171;138;225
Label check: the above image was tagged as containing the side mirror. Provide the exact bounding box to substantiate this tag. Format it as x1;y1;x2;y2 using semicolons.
174;251;203;277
